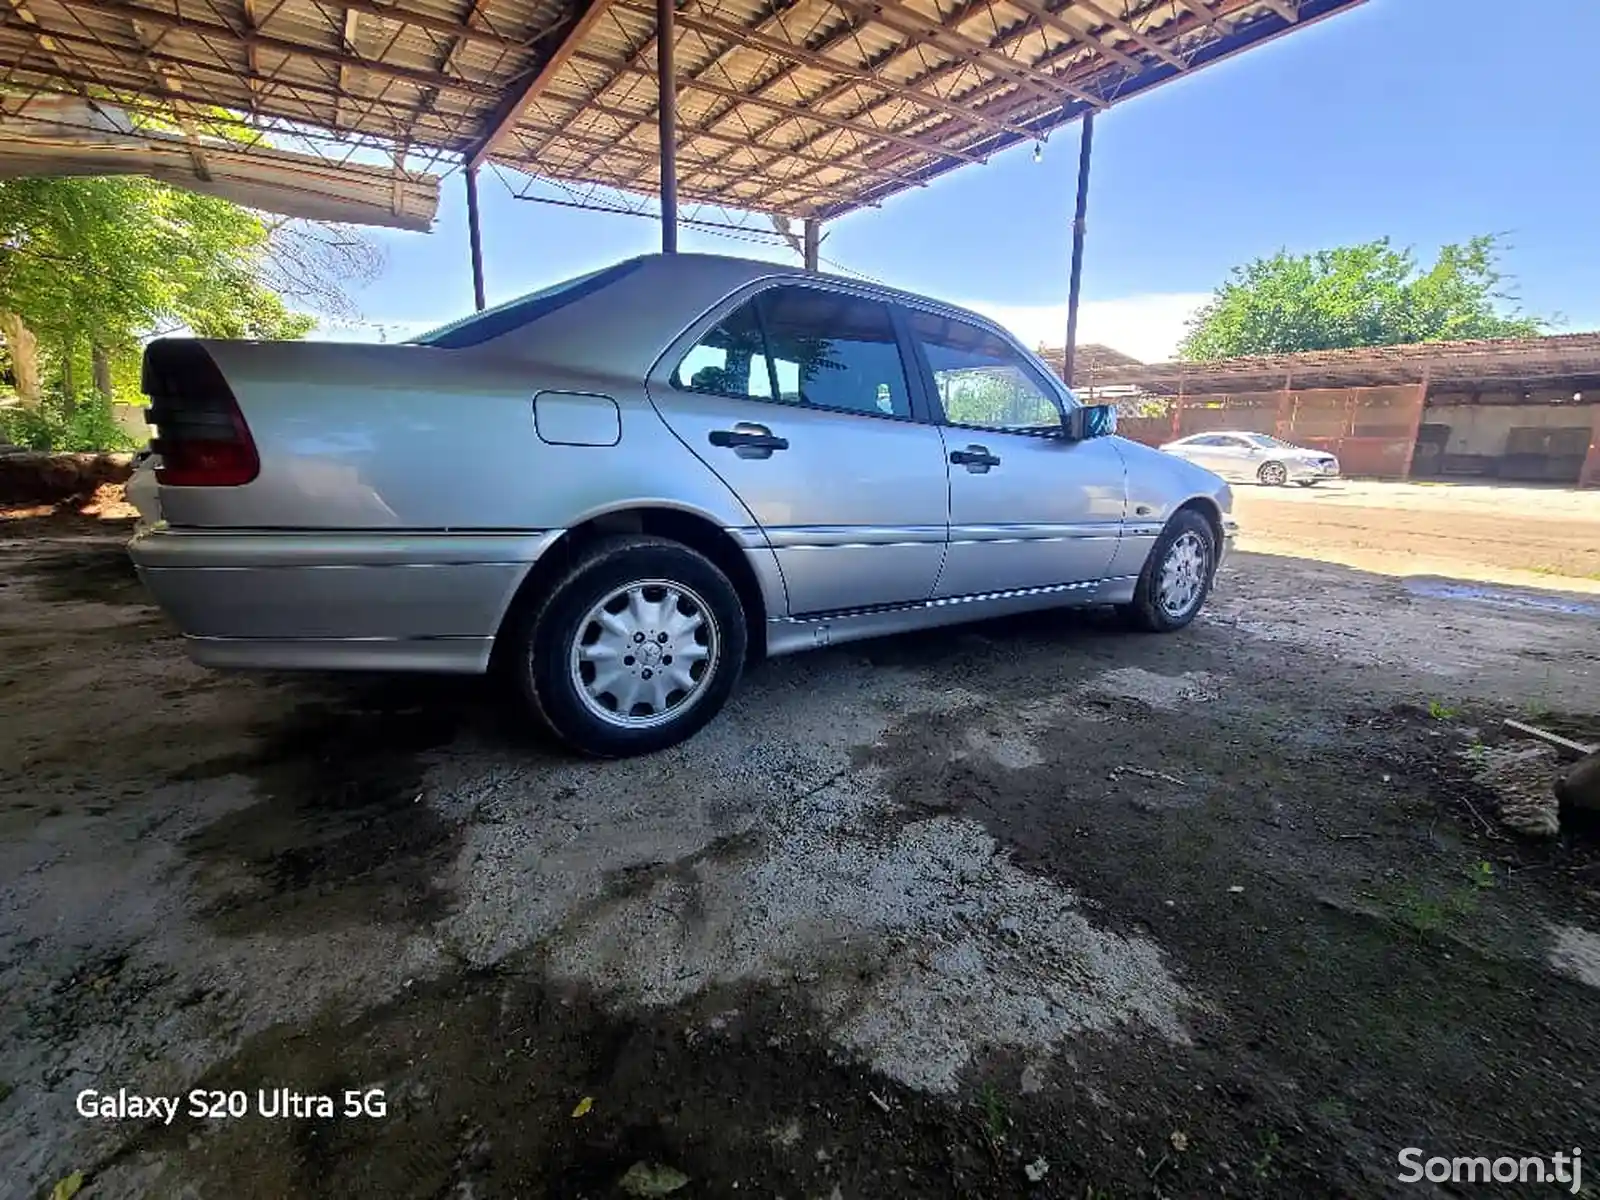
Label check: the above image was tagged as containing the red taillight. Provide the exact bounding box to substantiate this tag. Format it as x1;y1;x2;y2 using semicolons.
144;340;260;487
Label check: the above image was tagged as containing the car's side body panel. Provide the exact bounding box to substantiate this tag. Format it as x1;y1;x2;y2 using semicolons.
644;276;952;616
129;253;1236;677
934;429;1128;597
642;385;950;615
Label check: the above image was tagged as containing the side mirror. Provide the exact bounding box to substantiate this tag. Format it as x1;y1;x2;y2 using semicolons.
1065;403;1117;441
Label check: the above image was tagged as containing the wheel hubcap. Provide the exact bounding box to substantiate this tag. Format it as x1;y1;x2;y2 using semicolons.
1157;531;1210;619
569;580;719;729
1262;463;1286;484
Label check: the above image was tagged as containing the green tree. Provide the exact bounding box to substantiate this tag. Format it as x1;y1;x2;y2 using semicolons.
1177;235;1549;361
0;175;323;448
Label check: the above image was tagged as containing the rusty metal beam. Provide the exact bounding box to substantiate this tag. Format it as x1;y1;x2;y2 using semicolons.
49;0;505;96
1171;0;1232;34
840;0;1259;188
1066;0;1186;69
4;42;477;139
571;49;987;164
572;0;1057;200
468;0;617;168
654;6;1039;139
833;0;1107;108
1002;0;1142;72
279;0;532;52
335;8;359;127
575;97;915;189
130;18;213;179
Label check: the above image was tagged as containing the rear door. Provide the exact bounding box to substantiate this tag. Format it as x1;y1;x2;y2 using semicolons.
646;283;949;616
900;307;1126;598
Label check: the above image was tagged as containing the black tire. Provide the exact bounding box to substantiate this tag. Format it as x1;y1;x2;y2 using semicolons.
1119;510;1218;633
1257;460;1289;486
508;535;747;757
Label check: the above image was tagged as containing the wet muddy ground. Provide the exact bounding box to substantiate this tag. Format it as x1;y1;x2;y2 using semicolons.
2;496;1599;1199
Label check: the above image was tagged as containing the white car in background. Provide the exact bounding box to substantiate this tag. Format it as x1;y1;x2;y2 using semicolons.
1159;431;1340;487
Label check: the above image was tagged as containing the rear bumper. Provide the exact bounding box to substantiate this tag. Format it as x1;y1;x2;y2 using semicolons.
128;527;562;672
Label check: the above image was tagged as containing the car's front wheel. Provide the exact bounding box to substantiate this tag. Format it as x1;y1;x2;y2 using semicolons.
1257;460;1289;486
1120;510;1218;632
511;535;747;757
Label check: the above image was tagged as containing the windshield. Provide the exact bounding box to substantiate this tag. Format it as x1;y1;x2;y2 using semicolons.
409;259;643;348
1243;433;1292;449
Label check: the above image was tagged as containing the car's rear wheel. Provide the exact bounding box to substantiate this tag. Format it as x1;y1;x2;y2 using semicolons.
1120;510;1217;632
1257;460;1289;486
510;535;747;757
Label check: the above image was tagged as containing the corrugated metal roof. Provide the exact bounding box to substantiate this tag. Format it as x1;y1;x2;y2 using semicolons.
1;0;1369;218
1057;334;1600;392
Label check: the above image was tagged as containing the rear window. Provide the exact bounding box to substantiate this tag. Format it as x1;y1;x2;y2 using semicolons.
409;258;644;349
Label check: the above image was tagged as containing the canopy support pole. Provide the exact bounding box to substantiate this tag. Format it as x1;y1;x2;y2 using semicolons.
1062;111;1095;387
803;218;821;271
465;164;487;311
657;0;678;253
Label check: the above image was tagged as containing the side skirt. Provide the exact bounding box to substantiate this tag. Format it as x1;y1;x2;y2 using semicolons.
765;576;1140;657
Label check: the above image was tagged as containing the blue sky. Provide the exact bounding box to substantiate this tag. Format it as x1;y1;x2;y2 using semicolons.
329;0;1600;361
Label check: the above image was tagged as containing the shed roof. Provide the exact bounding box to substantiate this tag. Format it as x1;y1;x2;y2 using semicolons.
1053;333;1600;393
1;0;1369;219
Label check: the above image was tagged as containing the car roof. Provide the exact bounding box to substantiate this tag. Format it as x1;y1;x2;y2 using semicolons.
453;252;1031;381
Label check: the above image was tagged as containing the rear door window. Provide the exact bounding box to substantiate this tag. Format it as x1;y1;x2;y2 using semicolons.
670;285;913;420
671;300;777;400
758;287;911;419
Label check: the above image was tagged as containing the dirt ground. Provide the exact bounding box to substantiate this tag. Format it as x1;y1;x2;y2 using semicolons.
1232;479;1600;592
3;482;1599;1200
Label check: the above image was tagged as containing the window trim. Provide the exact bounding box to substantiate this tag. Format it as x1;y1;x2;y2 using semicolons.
661;279;937;426
899;304;1070;438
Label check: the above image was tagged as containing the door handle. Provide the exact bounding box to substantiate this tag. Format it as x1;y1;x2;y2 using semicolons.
950;445;1000;472
709;424;789;457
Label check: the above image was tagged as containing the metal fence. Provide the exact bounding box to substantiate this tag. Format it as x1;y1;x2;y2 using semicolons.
1107;384;1428;478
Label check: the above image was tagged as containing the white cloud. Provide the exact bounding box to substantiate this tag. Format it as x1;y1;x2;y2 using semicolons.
962;292;1212;364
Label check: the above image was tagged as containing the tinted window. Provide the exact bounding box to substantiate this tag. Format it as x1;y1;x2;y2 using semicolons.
908;312;1061;432
672;300;777;399
411;259;643;348
758;287;911;418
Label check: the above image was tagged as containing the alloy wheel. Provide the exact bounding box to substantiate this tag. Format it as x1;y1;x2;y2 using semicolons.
568;579;720;729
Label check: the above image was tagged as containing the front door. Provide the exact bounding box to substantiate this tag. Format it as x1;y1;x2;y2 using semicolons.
1202;434;1259;480
902;308;1126;598
647;284;949;616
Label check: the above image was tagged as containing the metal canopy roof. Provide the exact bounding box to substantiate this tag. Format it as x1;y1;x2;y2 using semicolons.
1060;334;1600;393
2;0;1367;219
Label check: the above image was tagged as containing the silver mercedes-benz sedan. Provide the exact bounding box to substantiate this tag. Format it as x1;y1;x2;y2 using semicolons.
128;253;1236;756
1159;430;1340;487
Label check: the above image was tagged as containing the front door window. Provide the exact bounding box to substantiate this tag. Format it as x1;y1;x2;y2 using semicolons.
908;310;1064;433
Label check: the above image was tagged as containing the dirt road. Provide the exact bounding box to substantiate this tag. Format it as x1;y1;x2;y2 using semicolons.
1233;479;1600;590
2;500;1598;1200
